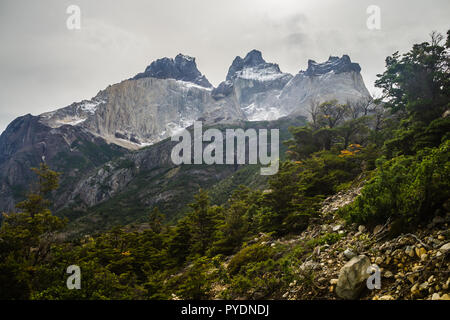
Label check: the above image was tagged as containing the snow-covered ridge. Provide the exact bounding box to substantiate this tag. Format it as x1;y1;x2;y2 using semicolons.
176;80;213;91
242;103;287;121
39;97;106;128
237;65;290;82
78;98;105;114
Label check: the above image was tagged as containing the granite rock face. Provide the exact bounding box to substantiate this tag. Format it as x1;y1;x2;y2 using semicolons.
38;51;370;149
212;51;370;121
212;50;293;121
278;60;371;117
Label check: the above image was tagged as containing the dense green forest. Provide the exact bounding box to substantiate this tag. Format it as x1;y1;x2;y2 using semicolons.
0;31;449;300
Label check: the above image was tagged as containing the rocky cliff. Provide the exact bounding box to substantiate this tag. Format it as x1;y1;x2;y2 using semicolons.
212;52;371;121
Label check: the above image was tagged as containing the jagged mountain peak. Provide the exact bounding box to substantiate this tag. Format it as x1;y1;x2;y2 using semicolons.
225;49;285;81
303;54;361;76
133;53;212;88
242;49;266;66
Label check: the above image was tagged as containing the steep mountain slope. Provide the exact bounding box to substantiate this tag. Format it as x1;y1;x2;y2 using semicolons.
57;115;306;237
0;114;125;212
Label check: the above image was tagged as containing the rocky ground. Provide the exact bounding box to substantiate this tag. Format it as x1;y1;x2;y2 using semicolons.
210;187;450;300
282;215;450;300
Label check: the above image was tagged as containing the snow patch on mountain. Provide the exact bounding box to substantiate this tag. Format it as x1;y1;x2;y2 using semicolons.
242;103;287;121
237;65;289;82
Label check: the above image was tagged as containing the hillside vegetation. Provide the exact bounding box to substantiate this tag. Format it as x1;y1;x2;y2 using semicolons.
0;31;449;300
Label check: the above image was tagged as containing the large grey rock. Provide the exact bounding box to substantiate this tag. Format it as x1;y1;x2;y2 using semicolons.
336;255;371;300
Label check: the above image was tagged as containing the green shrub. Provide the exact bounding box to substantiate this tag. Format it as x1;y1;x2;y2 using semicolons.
227;243;271;275
340;140;450;228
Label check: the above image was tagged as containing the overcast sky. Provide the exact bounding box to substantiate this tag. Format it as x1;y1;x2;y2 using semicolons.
0;0;449;133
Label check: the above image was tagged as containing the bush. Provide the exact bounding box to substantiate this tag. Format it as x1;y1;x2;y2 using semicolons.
339;140;450;228
227;243;271;275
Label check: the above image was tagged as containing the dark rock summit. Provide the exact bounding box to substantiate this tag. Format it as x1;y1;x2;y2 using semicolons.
212;49;291;100
225;49;283;81
303;55;361;76
133;53;212;88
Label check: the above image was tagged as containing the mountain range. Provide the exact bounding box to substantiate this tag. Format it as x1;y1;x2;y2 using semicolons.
0;50;371;234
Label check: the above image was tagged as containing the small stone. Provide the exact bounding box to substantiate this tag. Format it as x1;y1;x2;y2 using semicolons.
332;225;342;232
432;293;440;300
384;271;393;278
441;294;450;300
343;249;356;260
373;225;383;235
443;279;449;290
375;257;383;265
393;249;402;257
439;242;450;253
438;235;445;240
379;295;394;300
415;247;427;258
419;282;429;290
412;264;422;272
405;246;415;257
358;225;366;233
420;253;428;261
330;278;339;285
428;275;435;283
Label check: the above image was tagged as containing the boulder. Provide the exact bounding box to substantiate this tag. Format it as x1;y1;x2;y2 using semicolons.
336;255;371;300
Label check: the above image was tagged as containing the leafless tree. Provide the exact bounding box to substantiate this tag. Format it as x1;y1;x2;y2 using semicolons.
307;99;320;129
317;100;349;129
